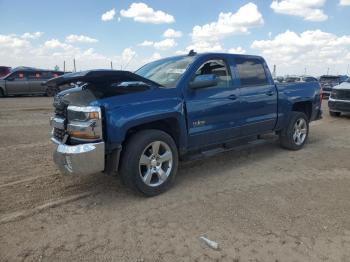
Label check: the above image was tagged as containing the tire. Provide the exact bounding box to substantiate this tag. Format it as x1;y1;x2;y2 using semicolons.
279;111;309;151
120;129;178;196
329;111;341;117
46;86;59;97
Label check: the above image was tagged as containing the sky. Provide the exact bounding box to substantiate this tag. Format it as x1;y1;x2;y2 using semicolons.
0;0;349;76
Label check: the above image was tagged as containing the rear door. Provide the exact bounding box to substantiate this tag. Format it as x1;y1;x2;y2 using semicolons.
5;71;29;95
234;57;277;136
185;58;241;148
28;71;47;94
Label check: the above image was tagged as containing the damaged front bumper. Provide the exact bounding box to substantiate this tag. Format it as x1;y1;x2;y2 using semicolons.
51;137;105;175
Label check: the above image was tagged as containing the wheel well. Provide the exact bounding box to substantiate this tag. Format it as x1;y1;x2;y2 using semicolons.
124;118;181;148
292;101;312;120
0;87;4;96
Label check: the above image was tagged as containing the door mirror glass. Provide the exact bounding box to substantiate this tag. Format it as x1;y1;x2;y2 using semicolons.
189;74;218;89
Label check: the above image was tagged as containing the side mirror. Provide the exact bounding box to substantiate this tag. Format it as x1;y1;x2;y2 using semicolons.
189;74;218;89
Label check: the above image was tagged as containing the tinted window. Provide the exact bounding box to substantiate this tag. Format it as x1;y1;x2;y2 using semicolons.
194;59;231;88
9;72;27;81
235;58;268;87
27;72;38;80
303;77;317;82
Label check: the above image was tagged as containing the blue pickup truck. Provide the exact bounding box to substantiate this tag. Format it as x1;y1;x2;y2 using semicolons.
49;52;322;196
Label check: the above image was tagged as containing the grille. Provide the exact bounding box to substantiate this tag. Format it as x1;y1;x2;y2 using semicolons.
53;127;65;141
334;90;350;100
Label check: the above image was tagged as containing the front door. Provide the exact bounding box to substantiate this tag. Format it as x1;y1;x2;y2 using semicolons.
5;71;29;95
185;58;240;149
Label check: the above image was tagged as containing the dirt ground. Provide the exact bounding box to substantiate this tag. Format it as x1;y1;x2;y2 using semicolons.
0;97;350;262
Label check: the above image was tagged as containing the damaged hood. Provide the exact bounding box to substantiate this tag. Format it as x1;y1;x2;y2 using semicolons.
46;69;161;88
49;70;161;107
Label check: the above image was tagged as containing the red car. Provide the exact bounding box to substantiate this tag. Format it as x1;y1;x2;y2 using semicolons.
0;66;11;78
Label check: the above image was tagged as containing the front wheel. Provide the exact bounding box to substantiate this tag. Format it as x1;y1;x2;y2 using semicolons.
120;129;178;196
279;112;309;150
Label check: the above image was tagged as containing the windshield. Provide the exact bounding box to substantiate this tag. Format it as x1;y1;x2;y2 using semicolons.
135;56;194;88
320;76;339;82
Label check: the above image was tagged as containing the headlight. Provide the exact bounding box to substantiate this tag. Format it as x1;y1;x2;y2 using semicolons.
67;106;101;121
330;90;337;99
67;106;102;141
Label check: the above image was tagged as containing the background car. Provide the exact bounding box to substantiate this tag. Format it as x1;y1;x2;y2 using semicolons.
0;67;67;97
0;66;11;77
319;75;348;98
284;75;318;83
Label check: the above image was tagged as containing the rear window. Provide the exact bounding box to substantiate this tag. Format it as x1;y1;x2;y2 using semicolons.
235;57;268;87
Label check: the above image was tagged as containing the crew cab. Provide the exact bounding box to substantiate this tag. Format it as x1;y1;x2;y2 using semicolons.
48;52;322;196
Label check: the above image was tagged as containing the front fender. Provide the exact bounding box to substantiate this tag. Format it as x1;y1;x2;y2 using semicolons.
104;97;187;150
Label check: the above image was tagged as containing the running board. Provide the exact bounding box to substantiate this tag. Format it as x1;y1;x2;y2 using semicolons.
183;138;269;161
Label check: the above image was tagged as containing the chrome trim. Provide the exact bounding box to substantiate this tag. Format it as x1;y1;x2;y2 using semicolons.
329;98;350;103
50;117;65;129
51;138;105;175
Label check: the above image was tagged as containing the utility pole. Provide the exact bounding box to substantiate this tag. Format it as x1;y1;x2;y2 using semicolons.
327;67;330;75
73;59;76;72
272;64;276;78
347;64;349;75
110;61;113;70
63;61;66;72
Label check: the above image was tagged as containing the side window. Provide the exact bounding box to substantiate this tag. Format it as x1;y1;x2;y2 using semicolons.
41;72;53;80
235;58;268;87
27;72;38;80
194;59;232;88
11;72;27;81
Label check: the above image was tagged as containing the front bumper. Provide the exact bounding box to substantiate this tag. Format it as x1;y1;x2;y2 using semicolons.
51;137;105;175
328;98;350;113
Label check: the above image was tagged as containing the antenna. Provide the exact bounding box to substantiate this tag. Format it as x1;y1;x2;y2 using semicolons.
188;49;196;56
73;58;76;72
124;53;136;70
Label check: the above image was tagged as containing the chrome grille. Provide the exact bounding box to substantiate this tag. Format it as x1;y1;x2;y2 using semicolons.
53;127;65;141
334;90;350;100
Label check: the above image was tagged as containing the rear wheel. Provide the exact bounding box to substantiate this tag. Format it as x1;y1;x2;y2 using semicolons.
329;111;341;117
120;129;178;196
279;111;309;150
46;86;59;97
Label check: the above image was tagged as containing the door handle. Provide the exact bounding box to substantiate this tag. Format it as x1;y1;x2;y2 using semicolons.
266;90;274;96
228;94;237;100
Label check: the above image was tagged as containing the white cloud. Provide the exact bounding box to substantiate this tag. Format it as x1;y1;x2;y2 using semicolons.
228;47;246;54
270;0;328;22
101;8;116;21
191;3;264;43
44;39;72;50
185;41;224;53
65;34;98;43
163;29;182;38
153;38;177;50
251;30;350;75
138;40;154;46
21;32;43;39
120;3;175;24
138;39;177;50
340;0;350;5
0;34;30;49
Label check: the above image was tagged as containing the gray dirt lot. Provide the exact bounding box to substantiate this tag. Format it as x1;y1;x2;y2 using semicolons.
0;97;350;262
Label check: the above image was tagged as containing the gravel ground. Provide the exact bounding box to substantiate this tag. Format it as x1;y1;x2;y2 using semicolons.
0;97;350;262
